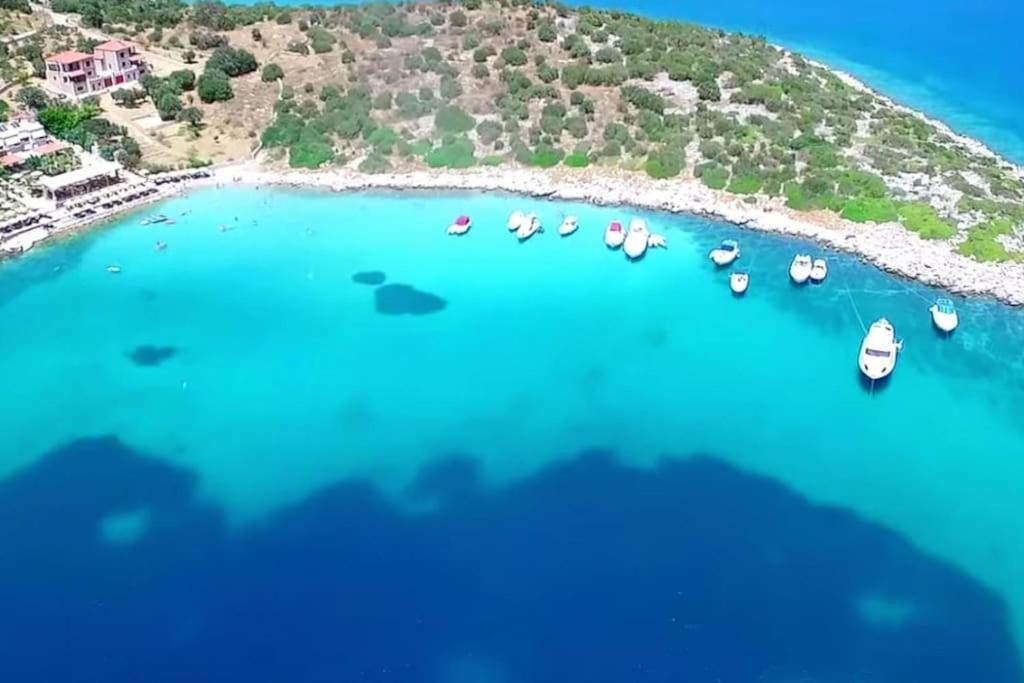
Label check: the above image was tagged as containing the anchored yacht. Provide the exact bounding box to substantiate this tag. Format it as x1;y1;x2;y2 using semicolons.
859;318;903;380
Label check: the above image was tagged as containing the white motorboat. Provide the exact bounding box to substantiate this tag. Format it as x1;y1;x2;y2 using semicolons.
730;270;749;295
647;233;667;249
623;218;649;260
558;215;579;237
506;211;525;232
810;258;828;283
930;298;959;333
604;221;625;249
858;318;903;381
790;254;813;284
447;215;471;235
106;265;122;274
709;239;740;266
516;213;541;241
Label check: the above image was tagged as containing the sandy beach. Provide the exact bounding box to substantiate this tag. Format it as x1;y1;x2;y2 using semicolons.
200;161;1024;306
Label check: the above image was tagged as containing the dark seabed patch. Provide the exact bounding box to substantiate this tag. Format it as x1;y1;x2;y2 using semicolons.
127;345;177;367
0;439;1019;683
374;283;446;316
352;271;386;286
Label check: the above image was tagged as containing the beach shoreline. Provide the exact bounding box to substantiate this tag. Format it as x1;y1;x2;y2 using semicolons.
202;161;1024;306
5;160;1023;306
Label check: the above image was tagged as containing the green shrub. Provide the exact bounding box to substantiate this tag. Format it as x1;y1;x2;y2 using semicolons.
698;162;729;189
435;105;475;133
564;152;589;168
898;202;956;239
840;197;898;223
501;46;527;66
645;147;684;179
359;152;392;173
728;173;763;194
425;136;476;168
261;63;284;82
197;69;233;103
476;119;504;145
206;46;258;77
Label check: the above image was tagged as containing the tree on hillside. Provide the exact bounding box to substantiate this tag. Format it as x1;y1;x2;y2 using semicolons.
206;46;258;77
177;106;204;132
197;69;234;103
261;63;284;82
111;88;146;108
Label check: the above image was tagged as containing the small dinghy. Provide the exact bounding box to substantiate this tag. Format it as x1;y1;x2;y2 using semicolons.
506;211;525;232
810;258;828;283
789;254;813;284
730;270;749;295
106;265;122;274
516;213;541;241
623;218;650;260
604;221;625;249
647;233;667;249
859;318;903;381
154;241;167;251
709;239;740;266
930;297;959;334
447;215;471;236
141;214;168;226
558;215;579;237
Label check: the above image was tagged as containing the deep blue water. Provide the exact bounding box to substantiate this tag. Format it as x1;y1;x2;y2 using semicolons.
241;0;1024;162
0;189;1023;681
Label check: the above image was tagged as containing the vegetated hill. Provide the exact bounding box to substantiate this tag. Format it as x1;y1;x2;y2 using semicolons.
14;0;1024;262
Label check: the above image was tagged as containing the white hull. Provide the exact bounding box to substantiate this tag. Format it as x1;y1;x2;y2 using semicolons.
710;250;739;266
558;216;578;236
506;211;524;231
447;222;471;235
859;318;901;380
623;219;649;259
516;214;541;241
790;255;813;284
810;259;828;282
931;308;959;333
730;273;749;295
605;223;625;248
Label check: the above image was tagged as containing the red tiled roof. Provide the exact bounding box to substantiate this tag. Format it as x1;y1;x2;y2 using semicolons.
95;40;135;52
30;141;69;156
46;50;92;65
0;154;23;168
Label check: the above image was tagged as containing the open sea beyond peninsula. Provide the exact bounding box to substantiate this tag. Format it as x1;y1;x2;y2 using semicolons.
1;187;1023;681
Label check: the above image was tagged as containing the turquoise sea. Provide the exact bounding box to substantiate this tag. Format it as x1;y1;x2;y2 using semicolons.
1;188;1023;680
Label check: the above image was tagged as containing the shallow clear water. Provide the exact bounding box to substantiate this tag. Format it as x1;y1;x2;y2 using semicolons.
1;188;1022;680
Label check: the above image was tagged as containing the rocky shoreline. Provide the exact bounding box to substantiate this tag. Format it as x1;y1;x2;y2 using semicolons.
211;162;1024;306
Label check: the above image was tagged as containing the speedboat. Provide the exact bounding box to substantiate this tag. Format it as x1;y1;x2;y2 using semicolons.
730;270;749;295
858;318;903;381
106;265;122;274
709;239;740;266
507;211;525;232
558;215;579;237
447;215;471;235
810;258;828;283
623;218;649;260
516;213;541;241
604;221;625;249
790;254;813;284
930;298;958;333
647;233;667;249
